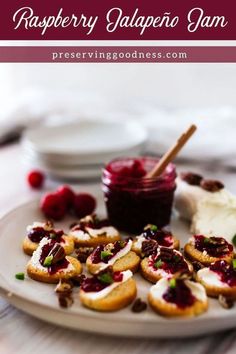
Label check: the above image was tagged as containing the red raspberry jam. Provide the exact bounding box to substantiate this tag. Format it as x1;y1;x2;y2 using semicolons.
102;157;176;233
149;247;189;274
39;240;69;275
81;270;123;292
193;235;233;257
90;240;128;264
28;227;50;243
209;260;236;287
163;279;196;308
28;228;64;244
142;227;174;247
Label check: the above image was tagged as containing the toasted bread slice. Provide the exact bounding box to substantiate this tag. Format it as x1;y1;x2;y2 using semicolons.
23;235;74;256
86;251;140;275
80;278;137;311
184;243;233;266
148;291;208;317
27;256;82;284
196;272;236;298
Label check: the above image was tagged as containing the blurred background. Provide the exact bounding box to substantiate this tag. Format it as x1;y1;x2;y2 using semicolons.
0;61;236;178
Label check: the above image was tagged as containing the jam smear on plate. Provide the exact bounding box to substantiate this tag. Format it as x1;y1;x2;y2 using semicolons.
163;279;196;309
194;235;233;257
210;260;236;287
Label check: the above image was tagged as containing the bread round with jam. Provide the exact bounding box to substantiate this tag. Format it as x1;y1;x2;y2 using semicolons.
196;273;236;299
148;291;208;317
69;215;121;247
184;242;233;266
86;250;140;275
27;256;82;284
140;246;193;284
79;277;137;312
148;278;208;317
196;261;236;298
23;235;74;256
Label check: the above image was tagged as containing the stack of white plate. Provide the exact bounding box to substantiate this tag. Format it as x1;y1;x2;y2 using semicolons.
22;120;147;180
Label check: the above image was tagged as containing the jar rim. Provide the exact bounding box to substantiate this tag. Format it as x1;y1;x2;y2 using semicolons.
102;156;176;183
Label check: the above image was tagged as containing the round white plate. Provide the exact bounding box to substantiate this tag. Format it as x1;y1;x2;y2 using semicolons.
0;200;236;338
22;120;147;166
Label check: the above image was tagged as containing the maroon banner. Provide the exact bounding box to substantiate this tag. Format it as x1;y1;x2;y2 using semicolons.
1;0;236;40
0;46;235;62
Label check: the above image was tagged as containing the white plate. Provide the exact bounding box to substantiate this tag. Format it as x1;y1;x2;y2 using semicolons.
22;120;147;166
23;154;103;180
0;200;236;338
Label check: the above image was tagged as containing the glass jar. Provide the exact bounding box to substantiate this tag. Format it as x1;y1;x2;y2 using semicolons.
102;157;176;234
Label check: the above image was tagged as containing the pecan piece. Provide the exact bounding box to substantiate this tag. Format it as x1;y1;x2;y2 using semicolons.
76;247;94;262
71;274;86;287
191;260;204;272
200;179;224;192
180;172;203;186
158;247;173;261
48;244;66;264
131;298;147;313
141;240;158;257
55;279;73;294
58;294;74;308
218;294;234;309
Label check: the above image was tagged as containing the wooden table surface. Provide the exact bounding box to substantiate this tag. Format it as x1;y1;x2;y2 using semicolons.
1;144;236;354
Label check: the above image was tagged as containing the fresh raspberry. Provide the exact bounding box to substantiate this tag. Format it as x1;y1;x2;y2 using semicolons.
73;193;96;218
27;170;45;189
40;193;66;221
56;185;75;209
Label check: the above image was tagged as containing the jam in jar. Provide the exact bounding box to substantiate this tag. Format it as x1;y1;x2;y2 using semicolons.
102;157;176;233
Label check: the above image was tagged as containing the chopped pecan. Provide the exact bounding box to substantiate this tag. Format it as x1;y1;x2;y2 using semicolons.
48;244;66;264
158;247;173;261
200;179;224;192
71;274;86;287
215;245;230;254
131;298;147;313
218;294;234;309
55;279;73;294
191;260;204;272
58;294;74;308
141;240;158;257
76;247;94;262
180;172;203;186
